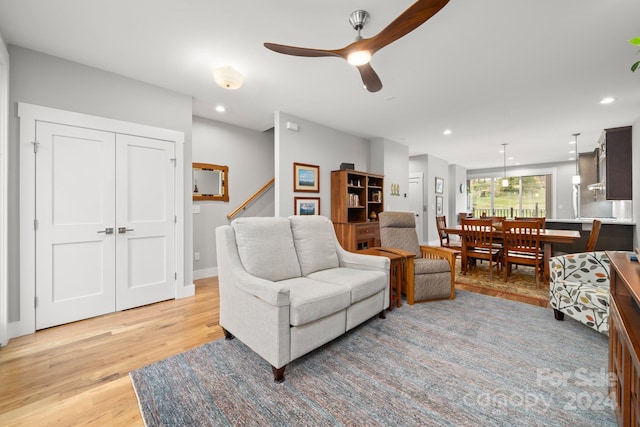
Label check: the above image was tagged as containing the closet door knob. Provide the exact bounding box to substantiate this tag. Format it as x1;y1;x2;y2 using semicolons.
97;227;114;234
118;227;135;234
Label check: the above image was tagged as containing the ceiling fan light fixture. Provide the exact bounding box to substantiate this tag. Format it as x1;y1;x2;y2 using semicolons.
213;66;243;90
347;50;371;66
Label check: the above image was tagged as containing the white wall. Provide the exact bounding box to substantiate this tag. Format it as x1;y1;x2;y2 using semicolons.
191;116;274;278
274;111;370;218
0;31;8;346
449;164;468;223
7;46;193;326
370;137;410;212
409;154;450;244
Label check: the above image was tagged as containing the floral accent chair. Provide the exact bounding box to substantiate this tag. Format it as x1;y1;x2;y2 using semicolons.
549;252;610;335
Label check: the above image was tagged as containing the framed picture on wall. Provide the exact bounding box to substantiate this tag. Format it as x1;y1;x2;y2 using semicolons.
294;197;320;215
435;177;444;194
436;195;443;216
293;162;320;192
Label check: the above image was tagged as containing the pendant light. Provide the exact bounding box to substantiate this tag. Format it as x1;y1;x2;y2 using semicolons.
571;133;581;185
501;143;508;187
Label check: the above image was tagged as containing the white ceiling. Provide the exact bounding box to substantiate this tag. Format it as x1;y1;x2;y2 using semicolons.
1;0;639;169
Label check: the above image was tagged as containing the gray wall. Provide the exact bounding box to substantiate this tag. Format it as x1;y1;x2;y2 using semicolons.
370;138;410;212
449;164;468;222
191;116;274;278
274;111;370;218
409;154;450;244
634;117;640;249
7;46;193;323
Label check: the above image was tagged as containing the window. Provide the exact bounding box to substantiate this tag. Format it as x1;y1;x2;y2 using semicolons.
469;174;548;218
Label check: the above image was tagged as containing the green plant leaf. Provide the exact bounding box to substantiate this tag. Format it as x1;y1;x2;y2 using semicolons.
632;61;640;72
630;37;640;46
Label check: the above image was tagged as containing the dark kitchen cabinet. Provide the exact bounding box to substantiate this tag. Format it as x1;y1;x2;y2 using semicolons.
601;126;632;200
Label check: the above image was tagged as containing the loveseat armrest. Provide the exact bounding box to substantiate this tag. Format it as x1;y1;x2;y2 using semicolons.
337;246;390;272
549;251;610;285
231;269;291;307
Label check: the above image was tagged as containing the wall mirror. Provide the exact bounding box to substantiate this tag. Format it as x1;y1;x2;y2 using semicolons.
192;163;229;201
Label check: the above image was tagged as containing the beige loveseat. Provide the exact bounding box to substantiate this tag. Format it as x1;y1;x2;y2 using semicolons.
215;215;389;382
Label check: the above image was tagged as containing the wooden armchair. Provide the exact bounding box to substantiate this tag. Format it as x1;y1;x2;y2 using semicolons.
378;212;459;304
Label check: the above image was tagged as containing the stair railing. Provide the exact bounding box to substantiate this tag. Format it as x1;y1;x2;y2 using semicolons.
227;178;275;220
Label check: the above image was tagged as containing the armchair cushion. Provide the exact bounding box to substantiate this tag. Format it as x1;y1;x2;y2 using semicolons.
378;211;421;257
232;217;301;282
290;215;340;276
415;258;450;274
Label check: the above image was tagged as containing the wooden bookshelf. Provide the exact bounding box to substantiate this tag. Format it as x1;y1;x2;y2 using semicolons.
331;170;384;251
607;250;640;426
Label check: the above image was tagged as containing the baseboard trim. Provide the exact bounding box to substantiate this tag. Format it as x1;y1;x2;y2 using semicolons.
194;267;218;280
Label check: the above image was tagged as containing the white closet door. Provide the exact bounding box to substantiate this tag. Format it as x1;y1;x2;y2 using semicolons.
35;122;116;329
115;134;175;311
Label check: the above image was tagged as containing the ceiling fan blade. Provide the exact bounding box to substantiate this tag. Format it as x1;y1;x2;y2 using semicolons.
357;63;383;93
264;42;343;59
363;0;450;53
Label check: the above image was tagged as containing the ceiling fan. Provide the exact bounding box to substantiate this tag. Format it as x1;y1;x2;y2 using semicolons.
264;0;450;92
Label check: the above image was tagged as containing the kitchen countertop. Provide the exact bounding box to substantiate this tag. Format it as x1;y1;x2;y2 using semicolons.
547;218;635;225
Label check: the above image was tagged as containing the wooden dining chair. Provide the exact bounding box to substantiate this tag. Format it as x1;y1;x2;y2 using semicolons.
585;219;602;252
435;215;462;250
515;216;546;229
501;220;543;288
461;218;502;279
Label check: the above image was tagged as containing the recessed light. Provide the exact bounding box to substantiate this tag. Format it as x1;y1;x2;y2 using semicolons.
443;129;452;135
600;97;615;104
569;149;576;154
569;140;576;144
215;105;226;113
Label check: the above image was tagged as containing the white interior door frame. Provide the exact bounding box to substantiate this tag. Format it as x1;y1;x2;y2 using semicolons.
409;172;424;243
0;38;9;346
14;102;187;339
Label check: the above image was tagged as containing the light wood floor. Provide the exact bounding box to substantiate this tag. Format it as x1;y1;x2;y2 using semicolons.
0;277;541;426
0;277;222;426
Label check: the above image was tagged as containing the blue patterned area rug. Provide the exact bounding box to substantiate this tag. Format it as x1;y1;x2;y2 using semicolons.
130;291;615;426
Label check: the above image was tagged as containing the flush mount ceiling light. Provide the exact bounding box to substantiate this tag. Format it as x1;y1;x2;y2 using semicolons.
443;129;452;135
215;105;226;113
600;97;615;104
213;66;244;90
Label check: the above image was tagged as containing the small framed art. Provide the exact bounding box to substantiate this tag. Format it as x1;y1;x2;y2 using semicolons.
293;162;320;192
436;195;443;216
435;177;444;194
294;197;320;215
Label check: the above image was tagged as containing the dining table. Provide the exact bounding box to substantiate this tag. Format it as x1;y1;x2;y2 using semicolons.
443;225;581;285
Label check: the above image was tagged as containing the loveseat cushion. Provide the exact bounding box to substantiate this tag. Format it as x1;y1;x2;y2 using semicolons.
550;280;610;312
289;215;340;276
307;267;387;304
231;217;302;282
278;277;351;326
